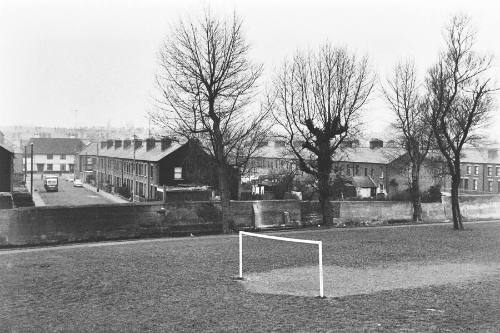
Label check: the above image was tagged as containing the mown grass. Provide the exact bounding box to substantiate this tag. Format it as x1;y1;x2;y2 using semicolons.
1;222;500;332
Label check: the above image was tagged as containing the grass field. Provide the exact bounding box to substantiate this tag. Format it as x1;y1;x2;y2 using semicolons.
1;222;500;332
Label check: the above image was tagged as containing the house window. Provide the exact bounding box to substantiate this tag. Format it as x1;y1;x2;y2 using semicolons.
60;154;66;160
487;166;492;176
60;164;66;171
37;163;44;172
474;166;479;175
466;166;471;175
364;168;368;176
174;167;182;179
69;164;74;172
498;181;500;193
47;164;53;171
496;167;500;177
379;183;384;191
488;180;493;192
463;178;469;190
355;165;359;176
47;154;53;160
473;179;478;191
346;166;351;176
150;165;154;178
371;168;374;177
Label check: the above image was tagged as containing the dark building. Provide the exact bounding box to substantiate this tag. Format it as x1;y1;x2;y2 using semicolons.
76;138;217;201
0;143;14;192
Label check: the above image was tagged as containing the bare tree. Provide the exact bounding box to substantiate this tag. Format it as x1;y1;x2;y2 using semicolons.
271;44;374;225
426;15;495;230
152;11;268;232
383;60;433;222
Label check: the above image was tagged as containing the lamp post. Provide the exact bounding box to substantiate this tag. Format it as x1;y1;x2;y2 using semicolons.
30;143;33;194
132;134;136;202
24;145;27;183
96;141;99;192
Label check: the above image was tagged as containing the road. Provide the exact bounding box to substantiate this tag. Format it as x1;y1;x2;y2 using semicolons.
33;177;114;206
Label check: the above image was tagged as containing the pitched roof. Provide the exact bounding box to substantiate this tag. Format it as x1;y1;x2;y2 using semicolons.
332;147;404;164
79;140;186;162
27;138;85;155
0;142;14;154
254;142;404;164
351;176;377;188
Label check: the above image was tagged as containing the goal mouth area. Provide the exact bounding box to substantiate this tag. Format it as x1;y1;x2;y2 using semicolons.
239;262;500;298
238;231;324;297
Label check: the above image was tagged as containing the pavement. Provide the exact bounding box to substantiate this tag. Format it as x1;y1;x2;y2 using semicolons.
25;179;45;207
82;183;129;204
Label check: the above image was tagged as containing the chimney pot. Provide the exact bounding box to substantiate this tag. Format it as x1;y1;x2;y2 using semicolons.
369;138;383;149
161;137;172;151
146;138;156;151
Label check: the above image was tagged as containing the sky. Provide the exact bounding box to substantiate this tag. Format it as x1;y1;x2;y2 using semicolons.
1;0;500;141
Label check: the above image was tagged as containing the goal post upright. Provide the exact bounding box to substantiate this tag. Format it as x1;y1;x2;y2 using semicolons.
238;231;324;298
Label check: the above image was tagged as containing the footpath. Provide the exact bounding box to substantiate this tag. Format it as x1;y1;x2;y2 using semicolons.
25;179;45;207
82;183;129;204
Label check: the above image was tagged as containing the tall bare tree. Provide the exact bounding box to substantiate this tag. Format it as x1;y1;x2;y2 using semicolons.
152;12;268;232
383;60;433;222
271;44;374;225
426;15;495;230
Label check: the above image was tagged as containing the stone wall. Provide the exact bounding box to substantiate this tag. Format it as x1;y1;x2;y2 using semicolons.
229;200;301;230
442;195;500;221
0;201;222;247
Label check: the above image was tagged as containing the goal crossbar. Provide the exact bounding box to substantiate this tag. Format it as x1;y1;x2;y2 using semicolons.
238;231;324;298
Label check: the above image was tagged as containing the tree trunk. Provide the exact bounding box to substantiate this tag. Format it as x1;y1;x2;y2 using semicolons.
218;164;232;233
317;153;332;226
410;163;422;222
450;173;463;230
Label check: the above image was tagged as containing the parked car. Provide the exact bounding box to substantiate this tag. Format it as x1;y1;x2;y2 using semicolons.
73;179;83;187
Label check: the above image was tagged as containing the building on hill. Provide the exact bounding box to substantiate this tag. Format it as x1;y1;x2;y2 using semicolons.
0;143;14;192
24;138;84;174
75;138;218;202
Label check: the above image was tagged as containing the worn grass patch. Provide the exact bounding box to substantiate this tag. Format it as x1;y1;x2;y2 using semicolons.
243;262;500;298
1;222;500;332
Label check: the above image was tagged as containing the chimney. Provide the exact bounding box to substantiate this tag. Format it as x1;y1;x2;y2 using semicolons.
146;138;156;151
123;139;131;149
134;139;143;149
161;137;172;151
106;140;113;149
101;141;107;149
488;149;498;160
114;140;122;149
369;138;383;149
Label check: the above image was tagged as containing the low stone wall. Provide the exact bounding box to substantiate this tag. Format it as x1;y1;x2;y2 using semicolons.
229;200;301;229
443;195;500;221
0;201;222;247
301;200;446;225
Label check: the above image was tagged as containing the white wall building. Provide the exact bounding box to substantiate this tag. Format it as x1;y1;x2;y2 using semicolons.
23;138;84;174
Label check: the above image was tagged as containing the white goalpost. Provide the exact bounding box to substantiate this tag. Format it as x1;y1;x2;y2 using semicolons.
238;231;324;298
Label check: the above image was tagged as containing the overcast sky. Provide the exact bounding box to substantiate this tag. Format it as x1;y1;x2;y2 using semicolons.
1;0;499;140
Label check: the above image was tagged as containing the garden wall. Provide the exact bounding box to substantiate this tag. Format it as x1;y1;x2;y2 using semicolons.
442;195;500;221
229;200;301;230
0;201;222;247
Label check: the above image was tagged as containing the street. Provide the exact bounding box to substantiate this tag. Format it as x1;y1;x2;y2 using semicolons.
33;177;114;206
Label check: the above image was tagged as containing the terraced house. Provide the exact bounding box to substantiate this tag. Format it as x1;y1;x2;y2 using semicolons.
24;138;84;174
76;138;216;201
457;147;500;194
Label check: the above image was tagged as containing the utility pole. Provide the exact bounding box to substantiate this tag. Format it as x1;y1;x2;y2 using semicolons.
96;141;100;192
24;145;27;183
132;134;136;202
30;143;33;194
